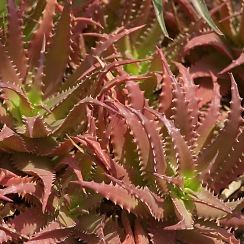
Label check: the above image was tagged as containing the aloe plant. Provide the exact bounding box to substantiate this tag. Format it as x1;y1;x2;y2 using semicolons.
171;0;244;102
0;0;243;243
0;0;147;242
67;47;244;243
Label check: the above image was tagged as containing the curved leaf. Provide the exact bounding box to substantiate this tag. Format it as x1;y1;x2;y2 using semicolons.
42;0;71;98
191;0;223;35
27;0;56;67
12;153;55;212
7;207;47;237
6;0;28;79
72;180;139;213
152;0;169;38
106;174;165;220
197;74;244;183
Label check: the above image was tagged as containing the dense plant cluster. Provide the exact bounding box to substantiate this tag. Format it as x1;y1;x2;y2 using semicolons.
0;0;243;243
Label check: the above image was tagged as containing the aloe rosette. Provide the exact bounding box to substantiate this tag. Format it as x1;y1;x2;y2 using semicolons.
0;0;243;243
69;48;244;243
0;0;147;242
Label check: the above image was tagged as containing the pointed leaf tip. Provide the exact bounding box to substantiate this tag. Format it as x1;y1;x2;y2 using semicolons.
191;0;223;35
152;0;170;39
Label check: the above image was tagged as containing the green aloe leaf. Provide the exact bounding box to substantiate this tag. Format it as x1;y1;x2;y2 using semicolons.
152;0;169;38
152;0;223;37
191;0;223;35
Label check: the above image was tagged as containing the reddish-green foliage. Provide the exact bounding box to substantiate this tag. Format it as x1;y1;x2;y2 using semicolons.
0;0;243;243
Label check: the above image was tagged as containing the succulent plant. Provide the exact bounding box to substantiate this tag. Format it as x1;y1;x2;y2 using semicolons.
169;0;244;102
0;0;147;242
0;0;243;243
66;47;243;243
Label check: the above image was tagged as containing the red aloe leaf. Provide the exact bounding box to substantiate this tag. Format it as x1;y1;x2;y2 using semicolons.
177;228;226;244
0;42;21;85
6;0;28;79
171;76;195;144
0;168;18;183
180;32;233;60
158;70;173;114
0;194;13;201
22;115;51;138
108;101;153;174
171;81;195;144
134;219;149;244
174;62;200;127
27;228;72;243
96;220;110;244
157;47;194;144
189;187;232;215
195;75;221;155
74;16;103;29
0;182;36;197
126;80;147;112
74;135;116;176
197;74;244;183
213;131;244;192
63;25;145;90
145;107;195;176
108;115;130;165
219;52;244;74
71;7;103;52
193;220;240;244
109;115;147;184
97;59;149;87
0;125;34;152
98;75;149;99
106;174;165;220
42;0;71;98
27;216;74;244
7;206;48;237
219;213;244;230
126;106;167;192
12;153;55;212
44;138;73;157
148;218;176;244
28;0;56;67
57;154;83;182
125;80;153;120
194;201;231;221
72;180;139;213
0;172;33;187
164;195;193;230
151;172;184;191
